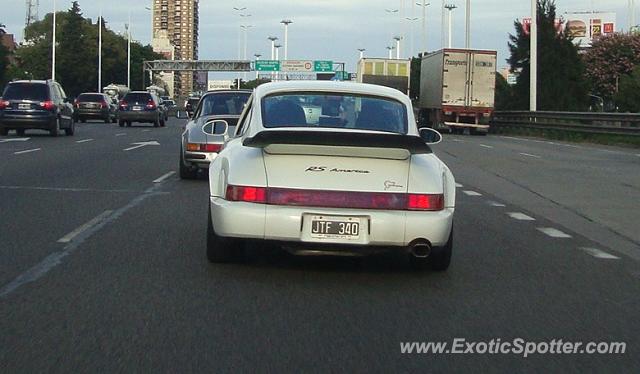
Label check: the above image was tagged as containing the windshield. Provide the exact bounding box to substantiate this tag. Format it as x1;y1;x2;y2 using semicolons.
261;92;408;134
198;92;250;117
78;94;105;102
3;83;49;101
124;93;152;103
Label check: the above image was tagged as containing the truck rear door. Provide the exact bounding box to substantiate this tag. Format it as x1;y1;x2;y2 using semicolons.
442;51;469;107
469;53;497;109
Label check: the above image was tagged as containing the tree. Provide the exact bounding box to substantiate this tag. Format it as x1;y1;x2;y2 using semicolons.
583;33;640;101
0;23;9;88
507;0;589;111
614;65;640;112
495;74;515;110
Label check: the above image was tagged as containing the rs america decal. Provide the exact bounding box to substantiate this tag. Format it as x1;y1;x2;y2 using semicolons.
305;166;370;174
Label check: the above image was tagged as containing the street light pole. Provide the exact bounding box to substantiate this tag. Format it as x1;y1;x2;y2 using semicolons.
51;0;56;80
444;4;457;48
98;5;102;91
358;48;366;59
406;17;419;57
280;20;292;61
387;46;395;59
393;36;402;59
465;0;470;48
126;12;131;88
254;53;261;79
416;1;430;54
530;0;537;111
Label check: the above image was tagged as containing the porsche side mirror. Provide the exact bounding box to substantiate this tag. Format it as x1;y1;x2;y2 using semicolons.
419;127;443;145
204;120;229;136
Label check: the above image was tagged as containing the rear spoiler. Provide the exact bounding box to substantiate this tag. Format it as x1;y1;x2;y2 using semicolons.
243;130;432;154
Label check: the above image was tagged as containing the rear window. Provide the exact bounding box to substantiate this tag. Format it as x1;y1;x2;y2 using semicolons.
78;94;105;102
3;83;49;101
261;92;408;134
198;92;250;116
124;93;152;103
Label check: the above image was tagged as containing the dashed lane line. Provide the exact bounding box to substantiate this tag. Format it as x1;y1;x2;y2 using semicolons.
57;210;114;243
153;171;176;183
519;152;542;159
115;133;126;136
537;227;572;238
488;201;506;207
455;183;463;188
479;144;494;149
14;148;41;155
452;139;465;143
580;247;620;260
463;190;482;196
507;212;535;221
76;139;94;143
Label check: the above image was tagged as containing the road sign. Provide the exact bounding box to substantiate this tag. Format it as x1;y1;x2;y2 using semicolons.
255;60;281;72
207;80;233;90
333;71;350;81
281;60;313;72
314;60;333;72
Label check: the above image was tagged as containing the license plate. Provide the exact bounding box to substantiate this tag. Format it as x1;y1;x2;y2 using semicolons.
133;106;143;111
310;216;361;239
18;103;30;110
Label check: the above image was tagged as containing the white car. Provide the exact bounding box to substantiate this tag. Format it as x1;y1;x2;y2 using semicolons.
207;81;456;270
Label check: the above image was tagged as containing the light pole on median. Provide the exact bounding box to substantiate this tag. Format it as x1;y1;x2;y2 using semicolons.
530;0;537;111
233;7;248;59
358;48;366;60
465;0;470;49
387;46;395;59
280;19;292;61
444;4;457;48
406;17;419;58
241;25;253;81
51;0;56;80
126;12;131;88
254;53;261;79
393;36;402;59
98;5;103;91
416;1;430;54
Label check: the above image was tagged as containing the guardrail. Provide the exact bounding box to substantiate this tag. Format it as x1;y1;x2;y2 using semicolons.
491;111;640;137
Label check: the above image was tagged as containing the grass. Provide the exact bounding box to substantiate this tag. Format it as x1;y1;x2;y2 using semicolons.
492;127;640;148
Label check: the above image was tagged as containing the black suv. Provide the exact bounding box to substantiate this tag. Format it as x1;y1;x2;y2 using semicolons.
74;93;117;123
118;91;165;127
0;80;75;137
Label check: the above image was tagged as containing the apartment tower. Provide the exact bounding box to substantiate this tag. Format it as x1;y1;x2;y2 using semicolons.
152;0;199;98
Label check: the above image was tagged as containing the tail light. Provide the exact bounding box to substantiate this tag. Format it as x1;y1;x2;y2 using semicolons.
100;100;108;108
119;100;128;109
186;143;222;153
146;99;156;109
224;185;445;211
73;99;79;108
40;100;55;111
407;194;444;211
0;100;9;110
226;185;267;203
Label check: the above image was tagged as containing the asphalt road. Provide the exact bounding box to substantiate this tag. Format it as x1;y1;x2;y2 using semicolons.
1;120;639;373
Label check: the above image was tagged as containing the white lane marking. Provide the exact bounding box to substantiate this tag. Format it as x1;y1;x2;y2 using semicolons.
479;144;494;149
57;210;114;243
455;183;463;188
0;137;30;143
0;183;167;299
76;139;94;143
635;154;640;157
14;148;41;155
153;171;176;183
488;201;506;207
142;129;151;132
115;133;126;136
123;141;160;151
537;227;572;238
507;212;535;221
463;190;482;196
452;139;465;143
580;247;620;260
519;152;541;159
499;136;522;141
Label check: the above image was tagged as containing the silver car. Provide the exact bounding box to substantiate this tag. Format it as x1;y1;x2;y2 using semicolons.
178;90;252;179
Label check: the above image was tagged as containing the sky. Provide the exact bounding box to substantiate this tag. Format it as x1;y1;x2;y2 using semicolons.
0;0;633;77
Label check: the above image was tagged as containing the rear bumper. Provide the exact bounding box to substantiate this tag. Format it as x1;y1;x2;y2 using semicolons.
118;111;157;122
184;151;218;168
210;197;454;247
76;108;110;118
0;113;56;129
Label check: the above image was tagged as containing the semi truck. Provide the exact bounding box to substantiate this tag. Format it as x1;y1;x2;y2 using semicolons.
102;84;130;103
416;49;497;134
356;58;411;95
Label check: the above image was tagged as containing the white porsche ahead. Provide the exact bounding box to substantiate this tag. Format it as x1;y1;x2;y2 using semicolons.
207;81;456;270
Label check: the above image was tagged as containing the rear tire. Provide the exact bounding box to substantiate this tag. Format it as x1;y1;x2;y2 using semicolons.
160;119;166;127
207;206;242;263
112;117;118;124
16;129;25;136
64;119;75;136
1;127;9;136
80;118;86;123
153;117;160;128
104;116;110;124
118;120;125;127
179;152;197;179
50;118;60;137
126;121;132;127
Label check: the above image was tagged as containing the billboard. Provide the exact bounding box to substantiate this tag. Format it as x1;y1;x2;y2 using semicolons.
207;80;233;91
564;12;616;47
521;12;616;47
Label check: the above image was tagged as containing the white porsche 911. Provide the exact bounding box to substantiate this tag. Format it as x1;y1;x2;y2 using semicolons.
207;81;456;270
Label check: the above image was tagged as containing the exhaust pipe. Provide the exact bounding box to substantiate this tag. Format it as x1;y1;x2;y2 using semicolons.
410;241;432;258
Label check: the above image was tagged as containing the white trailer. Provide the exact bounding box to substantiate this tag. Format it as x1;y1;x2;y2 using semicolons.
417;49;497;134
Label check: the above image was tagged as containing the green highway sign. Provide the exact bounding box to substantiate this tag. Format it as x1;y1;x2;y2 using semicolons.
255;60;281;72
314;60;334;72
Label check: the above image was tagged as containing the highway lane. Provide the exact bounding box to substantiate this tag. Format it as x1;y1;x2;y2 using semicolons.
1;126;639;372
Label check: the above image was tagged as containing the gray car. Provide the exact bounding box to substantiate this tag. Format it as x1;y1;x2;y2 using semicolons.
118;91;165;127
179;90;251;179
